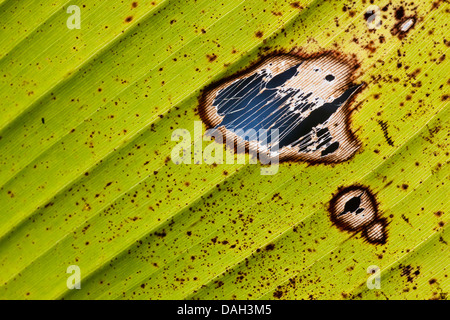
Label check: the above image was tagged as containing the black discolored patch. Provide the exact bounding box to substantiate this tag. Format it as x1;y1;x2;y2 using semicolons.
198;50;363;165
328;185;388;245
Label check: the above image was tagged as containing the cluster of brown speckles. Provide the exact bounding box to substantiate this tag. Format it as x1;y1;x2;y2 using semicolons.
328;185;388;244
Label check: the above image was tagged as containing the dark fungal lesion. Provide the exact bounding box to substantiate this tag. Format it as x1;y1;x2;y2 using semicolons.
328;185;388;245
198;51;364;164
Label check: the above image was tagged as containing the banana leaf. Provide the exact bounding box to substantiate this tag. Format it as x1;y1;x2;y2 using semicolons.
0;0;448;300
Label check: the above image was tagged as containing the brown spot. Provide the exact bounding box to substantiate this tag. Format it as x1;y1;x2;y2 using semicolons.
206;54;217;62
400;264;420;283
154;230;167;238
364;41;377;53
255;31;264;38
434;211;443;217
395;7;405;20
44;202;54;208
271;193;282;201
290;2;303;9
363;10;372;21
401;214;411;226
273;290;283;298
432;1;442;10
132;2;138;8
410;68;421;78
125;16;133;23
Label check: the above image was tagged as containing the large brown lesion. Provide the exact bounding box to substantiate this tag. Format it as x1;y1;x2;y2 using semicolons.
198;51;363;164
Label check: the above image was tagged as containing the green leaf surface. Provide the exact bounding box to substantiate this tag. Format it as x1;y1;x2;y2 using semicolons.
0;0;448;299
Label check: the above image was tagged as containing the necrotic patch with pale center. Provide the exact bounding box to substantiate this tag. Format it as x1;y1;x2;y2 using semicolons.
328;185;388;245
199;53;362;163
